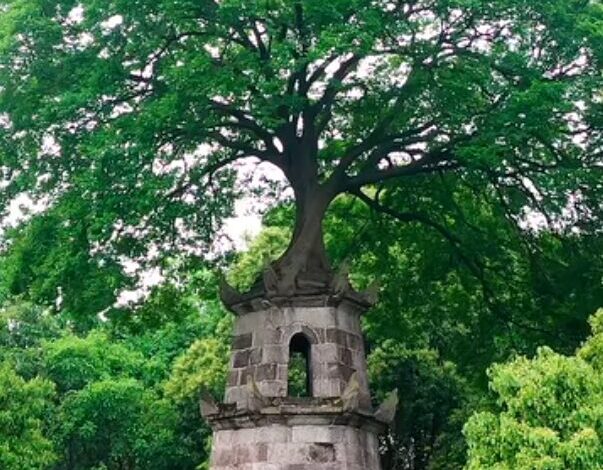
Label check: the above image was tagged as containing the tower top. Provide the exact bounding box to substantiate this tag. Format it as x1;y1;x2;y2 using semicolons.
219;264;378;315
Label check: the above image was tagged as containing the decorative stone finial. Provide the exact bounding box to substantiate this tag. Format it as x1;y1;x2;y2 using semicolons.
218;262;379;315
374;388;399;424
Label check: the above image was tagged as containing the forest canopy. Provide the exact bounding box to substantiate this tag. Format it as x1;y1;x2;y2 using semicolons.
0;0;602;469
0;0;601;292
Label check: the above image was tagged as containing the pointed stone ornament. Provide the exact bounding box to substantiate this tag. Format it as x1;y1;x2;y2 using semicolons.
331;261;351;299
374;388;399;424
361;280;380;306
340;371;361;412
218;277;243;307
245;374;268;412
262;262;280;297
199;390;219;418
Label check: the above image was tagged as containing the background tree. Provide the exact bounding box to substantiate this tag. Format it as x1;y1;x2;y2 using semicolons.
0;273;231;470
1;0;601;298
464;309;603;470
0;363;57;470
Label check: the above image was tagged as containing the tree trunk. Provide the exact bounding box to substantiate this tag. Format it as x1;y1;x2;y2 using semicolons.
272;183;333;293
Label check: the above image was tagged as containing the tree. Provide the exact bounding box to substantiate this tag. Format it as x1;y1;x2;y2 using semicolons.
1;0;601;299
43;331;144;393
464;309;603;470
0;363;57;470
0;285;230;469
55;378;190;470
0;206;128;327
369;342;470;470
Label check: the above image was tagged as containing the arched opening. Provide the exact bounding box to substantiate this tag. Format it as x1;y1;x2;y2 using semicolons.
288;333;312;397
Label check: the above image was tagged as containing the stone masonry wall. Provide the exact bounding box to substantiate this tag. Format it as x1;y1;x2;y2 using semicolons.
211;424;381;470
225;303;371;409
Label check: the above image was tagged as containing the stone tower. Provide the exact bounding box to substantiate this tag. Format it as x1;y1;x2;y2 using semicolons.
202;273;394;469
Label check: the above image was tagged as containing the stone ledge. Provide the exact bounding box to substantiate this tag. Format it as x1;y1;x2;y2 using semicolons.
205;397;387;434
226;292;372;316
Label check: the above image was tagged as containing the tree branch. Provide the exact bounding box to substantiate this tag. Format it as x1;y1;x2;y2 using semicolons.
208;100;280;158
344;148;459;191
352;188;569;342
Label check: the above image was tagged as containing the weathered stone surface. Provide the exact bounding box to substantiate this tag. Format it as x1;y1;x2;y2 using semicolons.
256;363;278;381
233;349;251;368
232;333;253;350
210;424;381;469
211;302;381;469
224;303;372;407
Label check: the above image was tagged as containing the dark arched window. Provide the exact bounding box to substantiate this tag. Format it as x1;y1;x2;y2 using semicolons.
288;333;312;397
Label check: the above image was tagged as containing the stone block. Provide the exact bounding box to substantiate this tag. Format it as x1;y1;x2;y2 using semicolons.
236;445;253;465
263;344;288;364
228;370;239;387
259;379;286;397
292;426;344;444
234;311;263;335
312;343;338;363
277;364;288;381
325;328;347;346
312;377;341;397
327;362;355;382
346;333;361;350
253;425;291;443
314;327;327;343
307;443;336;462
239;366;257;384
333;307;361;332
224;385;247;406
233;349;251;368
256;363;277;381
249;348;262;365
261;327;283;344
295;307;337;328
267;443;302;463
232;333;253;350
338;347;353;366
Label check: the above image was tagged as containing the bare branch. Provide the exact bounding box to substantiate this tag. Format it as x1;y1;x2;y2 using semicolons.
308;54;363;131
208;100;280;157
344;148;459;191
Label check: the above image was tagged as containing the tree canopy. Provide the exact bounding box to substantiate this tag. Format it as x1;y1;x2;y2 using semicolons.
0;1;602;468
465;309;603;470
1;0;601;295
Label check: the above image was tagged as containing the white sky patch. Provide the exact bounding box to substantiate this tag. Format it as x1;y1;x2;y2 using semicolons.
116;265;164;307
98;47;111;59
40;134;62;158
214;158;289;253
221;199;264;251
0;113;12;129
66;5;85;25
101;15;123;34
2;193;48;229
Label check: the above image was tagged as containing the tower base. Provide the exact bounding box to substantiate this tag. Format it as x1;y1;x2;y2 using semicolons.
208;399;383;469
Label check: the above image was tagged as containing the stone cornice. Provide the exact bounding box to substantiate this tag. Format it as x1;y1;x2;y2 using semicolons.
205;398;387;434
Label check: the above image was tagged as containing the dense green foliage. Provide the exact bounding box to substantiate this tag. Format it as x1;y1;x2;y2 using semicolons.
3;197;600;468
0;288;228;470
0;0;602;469
0;363;56;469
465;309;603;469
